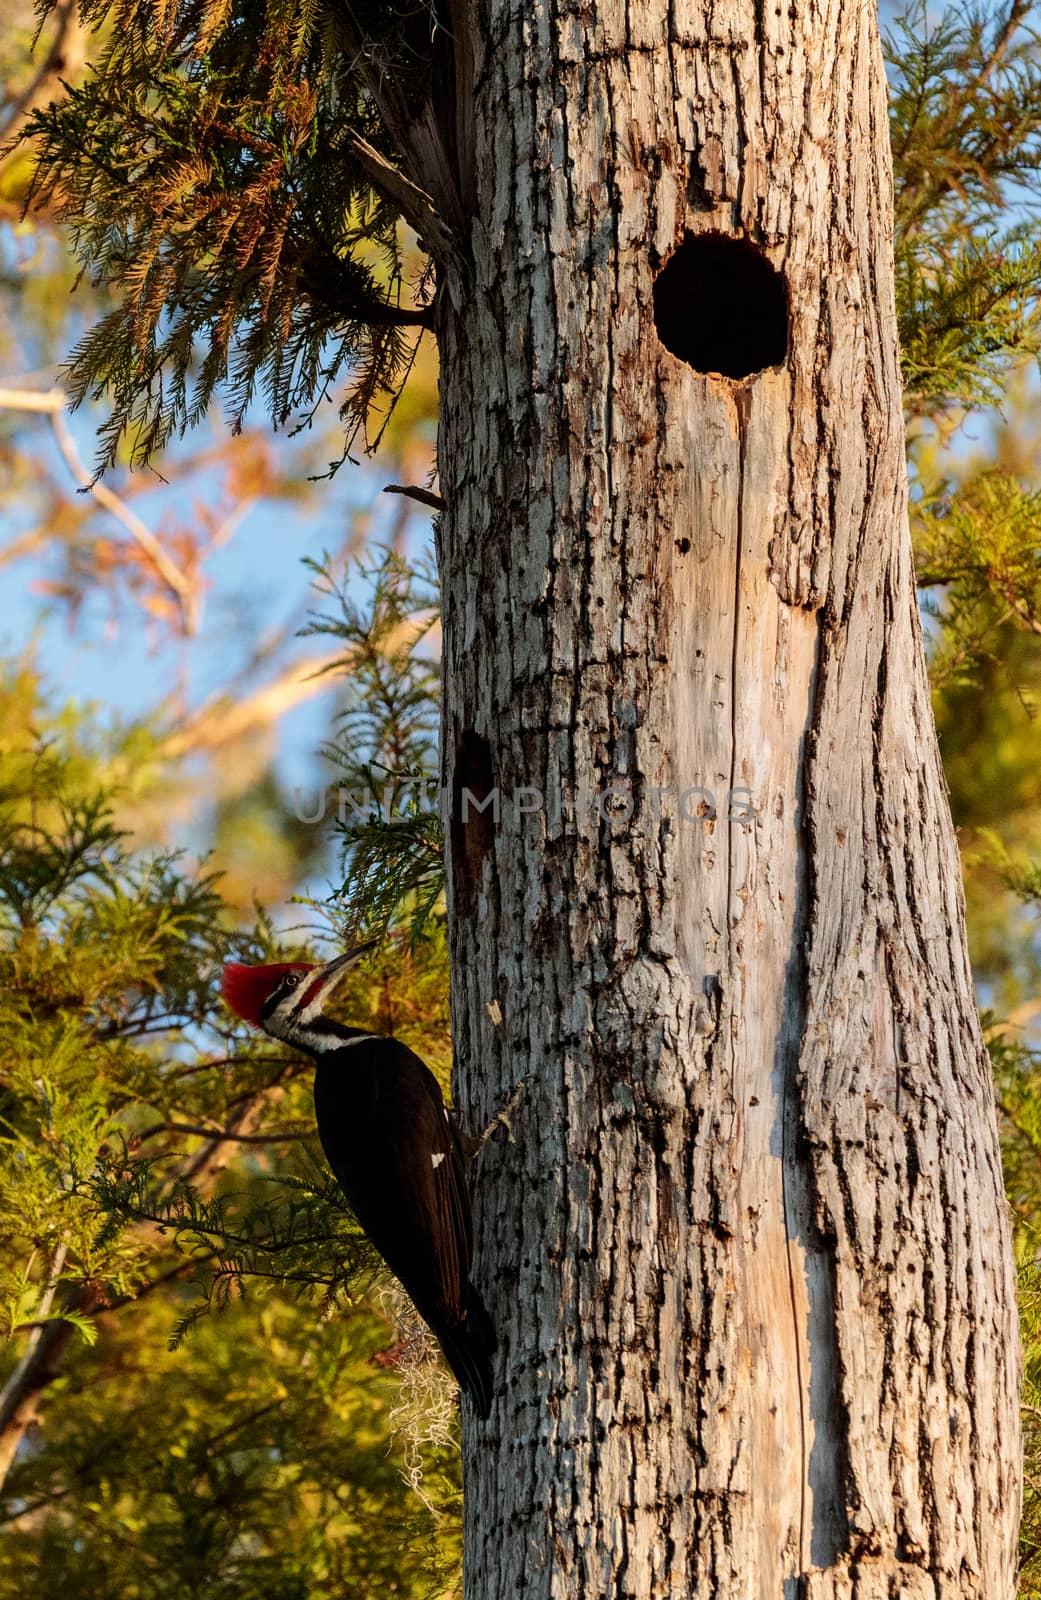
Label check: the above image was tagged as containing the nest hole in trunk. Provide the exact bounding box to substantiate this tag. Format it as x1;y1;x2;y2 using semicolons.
653;232;788;380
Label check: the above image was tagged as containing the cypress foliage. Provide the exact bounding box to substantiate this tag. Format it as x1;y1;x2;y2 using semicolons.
27;0;436;473
0;669;461;1596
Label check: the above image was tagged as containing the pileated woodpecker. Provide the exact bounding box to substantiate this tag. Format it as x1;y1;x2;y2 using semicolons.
220;945;495;1418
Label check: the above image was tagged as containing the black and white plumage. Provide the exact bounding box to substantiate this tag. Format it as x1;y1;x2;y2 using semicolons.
221;947;496;1417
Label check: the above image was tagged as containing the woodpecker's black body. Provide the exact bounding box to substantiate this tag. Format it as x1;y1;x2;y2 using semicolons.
220;951;496;1418
313;1034;495;1415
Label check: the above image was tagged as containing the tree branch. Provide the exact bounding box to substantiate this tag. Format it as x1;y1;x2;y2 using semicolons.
0;386;68;413
156;647;347;759
0;1;89;171
0;1077;311;1493
157;609;438;760
0;388;203;632
99;1254;219;1315
384;483;445;512
0;1241;76;1494
163;1088;292;1190
49;411;200;633
134;1120;309;1146
976;0;1031;93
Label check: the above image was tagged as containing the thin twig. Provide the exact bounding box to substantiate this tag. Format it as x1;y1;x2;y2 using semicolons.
49;410;199;632
197;498;256;562
166;1053;300;1079
1002;589;1041;636
0;525;62;568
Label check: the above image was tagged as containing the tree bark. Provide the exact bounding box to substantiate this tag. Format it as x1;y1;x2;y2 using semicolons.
434;1;1020;1595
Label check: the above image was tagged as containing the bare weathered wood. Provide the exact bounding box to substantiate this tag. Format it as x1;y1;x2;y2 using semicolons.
429;0;1020;1595
343;130;461;273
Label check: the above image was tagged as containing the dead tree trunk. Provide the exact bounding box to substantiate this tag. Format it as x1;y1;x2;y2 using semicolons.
433;1;1021;1593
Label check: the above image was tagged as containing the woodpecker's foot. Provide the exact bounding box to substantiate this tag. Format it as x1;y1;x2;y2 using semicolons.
473;1075;534;1152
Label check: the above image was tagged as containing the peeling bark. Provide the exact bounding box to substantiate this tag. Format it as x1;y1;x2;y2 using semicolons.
432;0;1020;1594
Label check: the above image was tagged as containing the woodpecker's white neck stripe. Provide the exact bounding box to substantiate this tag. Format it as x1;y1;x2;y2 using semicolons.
289;1027;384;1056
311;1031;382;1054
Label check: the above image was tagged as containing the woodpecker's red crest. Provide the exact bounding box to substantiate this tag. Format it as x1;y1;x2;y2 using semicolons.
221;961;314;1026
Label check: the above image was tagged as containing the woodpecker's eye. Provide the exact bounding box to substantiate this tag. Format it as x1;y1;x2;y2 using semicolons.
284;972;302;989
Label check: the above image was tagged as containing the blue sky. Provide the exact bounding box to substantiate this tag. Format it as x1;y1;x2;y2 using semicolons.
0;387;435;796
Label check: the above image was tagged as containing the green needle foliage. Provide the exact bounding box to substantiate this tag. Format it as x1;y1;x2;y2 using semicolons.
0;680;461;1597
305;545;443;944
4;1296;454;1600
27;0;435;473
914;471;1041;686
887;0;1041;417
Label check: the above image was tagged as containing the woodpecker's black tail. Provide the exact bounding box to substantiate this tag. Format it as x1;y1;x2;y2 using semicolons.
435;1284;497;1420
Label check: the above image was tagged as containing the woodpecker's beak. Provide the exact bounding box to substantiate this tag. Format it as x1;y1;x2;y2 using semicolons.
298;939;378;1015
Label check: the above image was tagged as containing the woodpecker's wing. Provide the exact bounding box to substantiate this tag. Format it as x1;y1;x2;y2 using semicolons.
428;1104;473;1317
312;1038;495;1415
312;1038;473;1318
409;1092;495;1416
